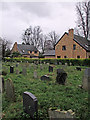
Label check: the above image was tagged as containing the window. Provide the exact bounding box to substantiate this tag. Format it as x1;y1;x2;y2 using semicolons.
73;44;76;50
35;51;37;53
62;45;66;50
89;56;90;58
77;56;80;58
64;56;67;58
57;56;61;58
30;51;32;53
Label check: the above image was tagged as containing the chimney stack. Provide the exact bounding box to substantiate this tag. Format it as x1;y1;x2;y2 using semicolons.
68;28;74;38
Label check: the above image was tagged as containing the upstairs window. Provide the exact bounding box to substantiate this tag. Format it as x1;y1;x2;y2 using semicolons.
64;56;67;58
62;45;66;50
77;55;80;58
30;51;32;53
35;51;37;53
57;56;61;58
73;44;76;50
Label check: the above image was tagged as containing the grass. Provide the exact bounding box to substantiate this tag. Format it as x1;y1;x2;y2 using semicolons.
2;62;89;120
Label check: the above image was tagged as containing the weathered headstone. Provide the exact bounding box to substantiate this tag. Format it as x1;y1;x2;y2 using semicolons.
65;63;68;66
47;63;50;66
10;66;14;73
82;68;90;91
49;66;53;72
22;68;27;75
23;91;38;119
41;75;50;81
2;77;4;93
59;62;62;65
40;64;43;70
69;62;72;66
16;69;19;75
56;69;67;85
76;67;81;71
5;78;15;101
33;70;38;79
48;108;75;119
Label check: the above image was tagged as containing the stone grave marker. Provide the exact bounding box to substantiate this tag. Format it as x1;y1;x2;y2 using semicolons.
33;70;38;79
82;68;90;91
47;63;50;66
56;69;67;85
59;62;62;65
5;78;15;101
49;66;53;72
65;63;68;66
41;75;50;81
23;91;38;119
2;77;4;93
40;64;43;70
69;62;72;66
76;67;81;71
10;66;14;73
22;67;27;75
16;69;19;75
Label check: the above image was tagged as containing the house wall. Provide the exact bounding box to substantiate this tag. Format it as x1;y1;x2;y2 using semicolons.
55;29;87;59
45;56;55;59
11;42;18;53
86;52;90;58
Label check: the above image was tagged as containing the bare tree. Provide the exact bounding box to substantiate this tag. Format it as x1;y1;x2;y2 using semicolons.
48;31;59;47
0;38;12;57
75;1;90;39
22;26;44;50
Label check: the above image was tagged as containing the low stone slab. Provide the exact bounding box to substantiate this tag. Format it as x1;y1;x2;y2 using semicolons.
48;108;75;119
41;75;50;81
23;91;38;119
82;68;90;91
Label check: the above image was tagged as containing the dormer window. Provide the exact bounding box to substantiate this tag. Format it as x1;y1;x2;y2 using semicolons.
35;51;37;53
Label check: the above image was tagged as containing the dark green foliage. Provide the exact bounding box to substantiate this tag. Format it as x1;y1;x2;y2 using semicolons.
2;62;89;120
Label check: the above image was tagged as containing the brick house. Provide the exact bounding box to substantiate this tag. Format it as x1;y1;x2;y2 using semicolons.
11;42;39;58
55;29;90;59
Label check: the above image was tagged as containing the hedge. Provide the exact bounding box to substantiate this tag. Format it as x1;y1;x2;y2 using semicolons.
3;57;90;66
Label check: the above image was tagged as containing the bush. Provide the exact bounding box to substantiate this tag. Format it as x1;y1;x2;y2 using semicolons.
4;57;90;66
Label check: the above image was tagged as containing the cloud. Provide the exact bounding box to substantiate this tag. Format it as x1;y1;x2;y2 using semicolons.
0;2;77;45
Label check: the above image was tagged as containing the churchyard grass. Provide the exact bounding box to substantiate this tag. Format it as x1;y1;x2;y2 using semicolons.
2;62;89;120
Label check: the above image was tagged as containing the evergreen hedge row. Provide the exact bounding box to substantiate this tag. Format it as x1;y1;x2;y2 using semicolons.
3;57;90;66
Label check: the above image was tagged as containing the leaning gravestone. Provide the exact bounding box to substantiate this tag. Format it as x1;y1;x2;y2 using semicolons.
56;69;67;85
10;66;14;73
82;68;90;91
16;69;19;75
23;91;38;119
49;66;53;72
5;78;15;101
41;75;50;81
40;64;43;70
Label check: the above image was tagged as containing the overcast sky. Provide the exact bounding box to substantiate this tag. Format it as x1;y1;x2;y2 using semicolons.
0;1;78;45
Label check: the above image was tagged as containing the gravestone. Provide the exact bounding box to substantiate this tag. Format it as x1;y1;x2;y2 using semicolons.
65;63;68;66
82;68;90;91
16;69;19;75
76;67;81;71
56;69;67;85
22;68;27;75
40;64;43;70
10;66;14;73
69;62;72;66
5;78;15;101
33;70;38;79
2;77;4;93
23;91;38;119
41;75;50;81
49;66;53;72
59;62;62;65
47;63;50;66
